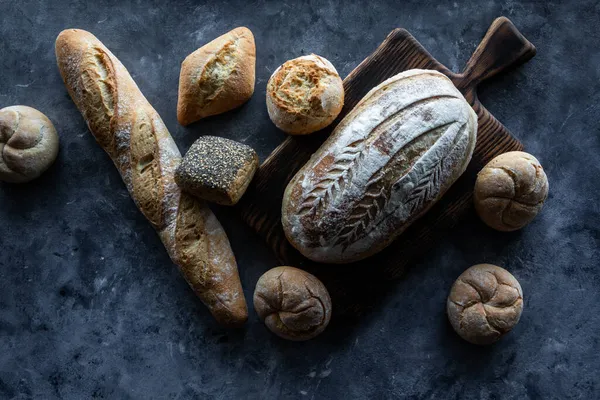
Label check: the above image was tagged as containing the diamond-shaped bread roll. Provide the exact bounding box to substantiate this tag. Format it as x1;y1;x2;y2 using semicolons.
177;27;256;125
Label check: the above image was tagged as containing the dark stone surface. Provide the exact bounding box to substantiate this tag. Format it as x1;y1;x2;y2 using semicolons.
0;0;598;398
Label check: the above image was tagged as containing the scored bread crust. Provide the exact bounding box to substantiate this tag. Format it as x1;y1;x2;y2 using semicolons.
55;29;247;326
266;54;344;135
177;27;256;126
282;69;478;264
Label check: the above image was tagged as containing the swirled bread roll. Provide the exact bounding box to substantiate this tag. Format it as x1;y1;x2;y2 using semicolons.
474;151;548;231
0;106;59;183
266;54;344;135
282;69;477;263
447;264;523;345
55;29;247;326
253;266;332;341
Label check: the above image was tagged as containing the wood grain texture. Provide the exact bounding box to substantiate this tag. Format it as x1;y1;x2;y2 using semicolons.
235;17;536;316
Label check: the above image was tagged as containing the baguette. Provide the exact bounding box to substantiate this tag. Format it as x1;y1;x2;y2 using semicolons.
55;29;247;326
282;69;478;263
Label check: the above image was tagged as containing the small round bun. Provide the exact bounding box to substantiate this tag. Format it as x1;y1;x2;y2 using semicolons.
253;266;332;341
447;264;523;345
474;151;548;231
266;54;344;135
0;106;59;183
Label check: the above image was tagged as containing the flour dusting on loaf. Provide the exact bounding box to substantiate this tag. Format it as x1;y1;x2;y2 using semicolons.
282;69;478;263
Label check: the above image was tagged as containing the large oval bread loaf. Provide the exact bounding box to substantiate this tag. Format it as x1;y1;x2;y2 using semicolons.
282;69;478;264
55;29;247;326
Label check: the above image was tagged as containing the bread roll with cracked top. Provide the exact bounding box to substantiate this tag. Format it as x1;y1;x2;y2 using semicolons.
55;29;247;326
282;69;478;263
474;151;548;231
177;27;255;126
253;266;332;341
266;54;344;135
447;264;523;345
0;106;59;183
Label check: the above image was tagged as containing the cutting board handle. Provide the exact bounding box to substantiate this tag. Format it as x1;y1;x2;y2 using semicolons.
452;17;536;97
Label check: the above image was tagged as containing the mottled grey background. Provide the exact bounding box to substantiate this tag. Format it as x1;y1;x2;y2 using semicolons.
0;0;599;399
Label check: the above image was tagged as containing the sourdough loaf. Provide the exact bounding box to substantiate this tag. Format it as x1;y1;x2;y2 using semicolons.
55;29;247;326
282;69;478;263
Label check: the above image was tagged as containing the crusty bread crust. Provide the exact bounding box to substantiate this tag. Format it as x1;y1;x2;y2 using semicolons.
55;29;247;326
282;69;477;263
266;54;344;135
177;27;256;126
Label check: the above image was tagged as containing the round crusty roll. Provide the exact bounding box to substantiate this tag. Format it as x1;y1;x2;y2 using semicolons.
474;151;548;231
447;264;523;345
0;106;59;183
253;266;332;341
266;54;344;135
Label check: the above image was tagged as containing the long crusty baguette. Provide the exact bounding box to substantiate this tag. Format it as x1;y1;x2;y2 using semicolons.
55;29;247;326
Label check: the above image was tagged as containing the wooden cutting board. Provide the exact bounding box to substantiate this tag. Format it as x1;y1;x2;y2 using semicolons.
235;17;536;316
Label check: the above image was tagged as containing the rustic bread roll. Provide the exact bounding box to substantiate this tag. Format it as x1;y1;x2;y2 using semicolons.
175;136;258;206
266;54;344;135
0;106;59;183
282;69;478;263
253;266;332;341
447;264;523;345
177;27;256;126
55;29;247;326
474;151;548;231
